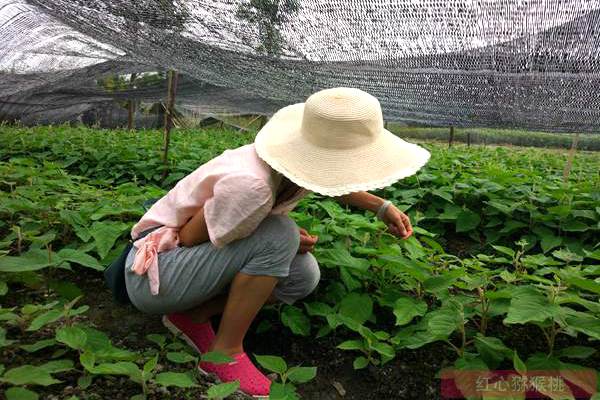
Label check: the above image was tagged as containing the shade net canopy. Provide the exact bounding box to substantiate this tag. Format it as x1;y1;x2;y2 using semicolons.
1;0;600;132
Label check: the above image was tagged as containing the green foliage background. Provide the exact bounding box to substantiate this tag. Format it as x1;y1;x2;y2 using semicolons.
0;125;599;399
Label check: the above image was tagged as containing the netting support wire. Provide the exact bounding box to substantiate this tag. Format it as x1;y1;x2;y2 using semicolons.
127;73;137;131
449;126;455;148
562;132;580;183
162;70;179;183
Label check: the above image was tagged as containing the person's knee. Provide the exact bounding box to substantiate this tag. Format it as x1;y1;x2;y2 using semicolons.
241;215;300;277
256;214;300;256
271;253;320;304
291;253;321;300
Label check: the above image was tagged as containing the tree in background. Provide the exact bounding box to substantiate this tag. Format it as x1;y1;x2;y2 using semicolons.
236;0;301;56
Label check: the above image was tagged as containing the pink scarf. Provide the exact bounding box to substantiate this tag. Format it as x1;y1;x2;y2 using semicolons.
131;227;180;295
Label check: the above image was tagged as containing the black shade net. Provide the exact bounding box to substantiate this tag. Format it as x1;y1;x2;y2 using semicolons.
1;0;600;133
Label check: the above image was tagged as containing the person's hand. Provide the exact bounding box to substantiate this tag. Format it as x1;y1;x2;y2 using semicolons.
382;204;413;240
298;227;318;254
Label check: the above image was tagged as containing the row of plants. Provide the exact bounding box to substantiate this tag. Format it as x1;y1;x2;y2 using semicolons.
0;295;313;400
1;125;599;399
388;125;600;151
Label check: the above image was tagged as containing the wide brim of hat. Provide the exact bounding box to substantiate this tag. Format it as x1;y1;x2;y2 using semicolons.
255;103;431;196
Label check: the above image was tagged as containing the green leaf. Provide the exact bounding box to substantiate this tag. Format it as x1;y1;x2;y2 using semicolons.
207;381;240;399
304;302;334;317
353;356;369;369
339;292;373;325
154;372;197;388
287;366;317;384
513;351;527;375
200;351;234;364
370;341;395;358
504;287;559;324
316;325;332;338
254;354;287;374
423;270;463;293
560;274;600;295
337;340;364;351
57;249;104;271
427;307;462;338
20;338;57;353
90;362;142;382
269;382;299;400
281;305;311;336
0;280;7;296
540;234;562;253
27;309;63;331
474;335;512;368
79;352;95;371
393;297;427;326
255;319;272;334
555;346;596;359
438;203;462;220
485;200;516;215
456;209;480;232
145;333;166;348
552;249;584;263
0;249;52;272
143;355;159;376
564;313;600;340
339;266;362;292
0;365;61;386
39;359;73;373
0;326;15;347
317;245;370;271
491;245;515;258
561;220;589;232
56;326;87;350
49;281;83;300
431;188;454;203
77;374;93;389
166;351;196;364
5;387;39;400
90;221;127;259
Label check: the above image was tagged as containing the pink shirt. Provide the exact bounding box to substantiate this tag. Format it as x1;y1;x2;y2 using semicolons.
130;144;310;295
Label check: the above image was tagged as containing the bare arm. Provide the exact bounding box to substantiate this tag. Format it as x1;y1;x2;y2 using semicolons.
335;191;385;213
179;206;210;247
334;191;413;239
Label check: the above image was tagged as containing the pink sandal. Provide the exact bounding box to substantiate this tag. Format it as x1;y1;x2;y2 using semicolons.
162;313;215;354
199;352;271;398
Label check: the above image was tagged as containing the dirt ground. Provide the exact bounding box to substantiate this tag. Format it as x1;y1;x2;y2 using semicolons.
83;274;449;399
3;273;599;400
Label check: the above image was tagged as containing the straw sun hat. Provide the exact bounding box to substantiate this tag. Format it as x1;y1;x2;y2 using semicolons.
255;87;431;196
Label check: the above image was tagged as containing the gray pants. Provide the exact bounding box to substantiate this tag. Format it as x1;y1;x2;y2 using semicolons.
124;215;321;315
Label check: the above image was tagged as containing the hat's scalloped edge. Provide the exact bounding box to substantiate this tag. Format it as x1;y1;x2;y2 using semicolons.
255;140;432;197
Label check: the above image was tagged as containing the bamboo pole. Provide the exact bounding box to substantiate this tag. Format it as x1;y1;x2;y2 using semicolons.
562;132;580;182
127;73;137;130
161;70;179;182
258;115;268;129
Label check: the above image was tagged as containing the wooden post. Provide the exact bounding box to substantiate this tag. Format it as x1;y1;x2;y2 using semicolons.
161;70;179;182
449;126;455;148
467;132;471;147
127;73;137;130
563;132;580;182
